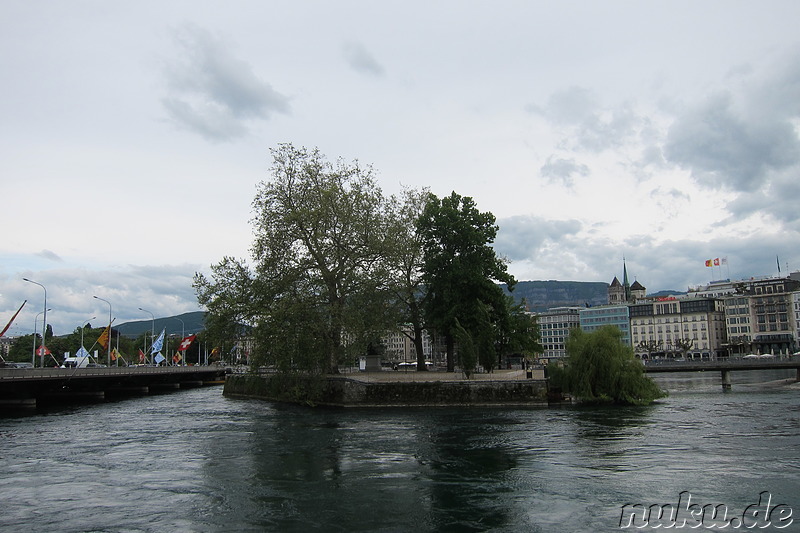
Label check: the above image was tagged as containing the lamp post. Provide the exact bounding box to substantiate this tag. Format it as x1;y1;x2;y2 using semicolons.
139;307;154;363
93;296;112;367
80;317;96;348
33;308;51;366
23;278;47;368
173;317;185;366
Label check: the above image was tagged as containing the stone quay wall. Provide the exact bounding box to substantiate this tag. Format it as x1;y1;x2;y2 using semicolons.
224;371;549;407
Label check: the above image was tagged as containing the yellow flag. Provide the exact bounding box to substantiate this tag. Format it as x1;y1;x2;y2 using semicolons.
97;326;110;349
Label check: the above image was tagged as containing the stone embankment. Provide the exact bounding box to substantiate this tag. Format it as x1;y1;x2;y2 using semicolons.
224;368;549;407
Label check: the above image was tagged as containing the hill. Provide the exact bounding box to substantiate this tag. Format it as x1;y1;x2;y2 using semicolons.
115;311;206;339
501;280;609;312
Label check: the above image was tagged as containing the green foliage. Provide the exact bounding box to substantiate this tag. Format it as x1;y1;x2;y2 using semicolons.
417;191;515;371
551;326;666;405
196;144;392;374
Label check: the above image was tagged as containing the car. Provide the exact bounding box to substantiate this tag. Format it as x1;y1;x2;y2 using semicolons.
0;361;34;368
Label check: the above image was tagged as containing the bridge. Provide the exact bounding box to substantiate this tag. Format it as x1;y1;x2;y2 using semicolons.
0;366;228;410
643;358;800;390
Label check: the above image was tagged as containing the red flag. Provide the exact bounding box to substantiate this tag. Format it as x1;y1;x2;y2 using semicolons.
138;349;145;363
172;352;182;364
36;345;51;356
705;259;713;267
714;258;720;266
178;334;197;351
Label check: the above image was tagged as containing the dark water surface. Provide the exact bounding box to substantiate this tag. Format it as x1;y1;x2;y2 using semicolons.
1;370;798;532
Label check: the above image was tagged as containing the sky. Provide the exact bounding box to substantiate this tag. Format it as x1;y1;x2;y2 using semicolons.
2;1;800;336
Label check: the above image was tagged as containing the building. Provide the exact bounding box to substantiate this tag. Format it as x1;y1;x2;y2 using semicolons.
537;307;582;360
629;297;727;360
579;305;632;346
739;277;800;356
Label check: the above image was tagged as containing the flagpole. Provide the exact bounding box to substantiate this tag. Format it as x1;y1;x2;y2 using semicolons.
93;296;112;367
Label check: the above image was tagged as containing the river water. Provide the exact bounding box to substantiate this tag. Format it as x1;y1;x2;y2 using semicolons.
1;370;798;532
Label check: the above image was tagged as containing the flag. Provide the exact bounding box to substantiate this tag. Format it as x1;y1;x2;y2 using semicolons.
705;259;713;267
777;255;781;273
0;300;26;338
714;258;720;266
139;349;146;363
210;347;220;357
76;346;90;358
178;334;197;351
154;352;165;364
721;257;728;265
151;328;165;354
97;326;110;349
172;352;182;364
36;345;51;356
111;348;123;361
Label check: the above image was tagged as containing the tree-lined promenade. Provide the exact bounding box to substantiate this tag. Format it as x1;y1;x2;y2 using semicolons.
195;144;540;378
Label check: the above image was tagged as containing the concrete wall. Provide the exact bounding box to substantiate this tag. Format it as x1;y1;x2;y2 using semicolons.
224;373;549;407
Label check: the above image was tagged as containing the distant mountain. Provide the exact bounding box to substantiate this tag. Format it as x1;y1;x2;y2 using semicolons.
501;280;609;312
115;311;206;339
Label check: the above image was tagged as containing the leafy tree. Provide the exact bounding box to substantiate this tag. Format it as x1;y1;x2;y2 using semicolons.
496;296;542;366
417;191;515;372
550;326;666;405
196;144;391;374
381;187;430;370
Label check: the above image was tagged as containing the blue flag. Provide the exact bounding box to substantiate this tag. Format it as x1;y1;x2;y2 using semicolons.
151;328;165;354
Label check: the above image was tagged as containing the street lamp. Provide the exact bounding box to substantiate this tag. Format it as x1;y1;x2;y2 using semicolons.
173;317;185;366
93;296;112;366
139;307;155;362
80;316;96;348
33;308;51;366
23;278;47;368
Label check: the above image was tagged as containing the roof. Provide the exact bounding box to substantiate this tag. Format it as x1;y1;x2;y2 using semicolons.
610;276;622;287
630;280;646;290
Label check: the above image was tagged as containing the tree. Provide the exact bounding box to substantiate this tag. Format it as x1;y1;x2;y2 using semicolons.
495;296;542;367
196;144;391;374
550;326;666;405
381;187;430;370
417;191;516;372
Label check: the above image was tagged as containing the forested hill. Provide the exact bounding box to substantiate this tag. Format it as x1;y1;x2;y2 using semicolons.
501;280;609;312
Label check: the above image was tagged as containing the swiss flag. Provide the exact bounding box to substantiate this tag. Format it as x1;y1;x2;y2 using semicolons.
178;334;197;351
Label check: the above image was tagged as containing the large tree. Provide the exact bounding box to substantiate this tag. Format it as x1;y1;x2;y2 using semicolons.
381;188;430;370
195;144;390;374
417;191;516;373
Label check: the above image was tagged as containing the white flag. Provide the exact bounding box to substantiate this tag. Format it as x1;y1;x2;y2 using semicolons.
151;328;165;354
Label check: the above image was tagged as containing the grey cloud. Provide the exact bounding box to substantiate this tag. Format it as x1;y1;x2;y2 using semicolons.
494;215;582;262
163;25;290;141
532;87;644;153
664;91;800;192
540;156;590;187
36;250;63;262
343;42;385;77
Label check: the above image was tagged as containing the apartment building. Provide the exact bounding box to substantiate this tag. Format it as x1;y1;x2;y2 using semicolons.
537;306;582;360
629;297;726;359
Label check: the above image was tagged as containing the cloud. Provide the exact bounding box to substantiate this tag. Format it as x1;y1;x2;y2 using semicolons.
4;264;203;336
664;91;799;192
540;156;590;187
162;25;290;141
494;215;582;263
343;42;385;77
35;250;63;262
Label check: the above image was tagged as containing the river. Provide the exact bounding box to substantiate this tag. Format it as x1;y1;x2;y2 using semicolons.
1;370;798;532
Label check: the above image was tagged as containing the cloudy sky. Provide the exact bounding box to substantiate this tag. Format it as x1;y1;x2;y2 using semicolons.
2;1;799;336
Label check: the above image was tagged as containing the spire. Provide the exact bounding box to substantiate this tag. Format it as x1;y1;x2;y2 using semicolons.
623;257;631;301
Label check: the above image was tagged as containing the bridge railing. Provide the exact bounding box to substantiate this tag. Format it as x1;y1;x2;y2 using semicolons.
0;365;226;381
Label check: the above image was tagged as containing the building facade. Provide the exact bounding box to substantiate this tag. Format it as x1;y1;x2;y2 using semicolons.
630;297;726;360
579;305;632;346
537;307;582;360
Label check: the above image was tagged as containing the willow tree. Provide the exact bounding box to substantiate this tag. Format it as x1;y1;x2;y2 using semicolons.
417;191;516;373
551;326;666;405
